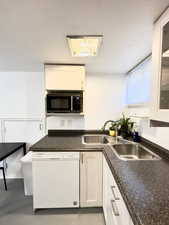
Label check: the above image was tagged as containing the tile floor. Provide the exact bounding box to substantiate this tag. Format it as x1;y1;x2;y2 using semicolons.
0;179;105;225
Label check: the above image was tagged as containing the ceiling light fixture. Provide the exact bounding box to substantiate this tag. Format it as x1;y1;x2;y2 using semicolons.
67;35;103;57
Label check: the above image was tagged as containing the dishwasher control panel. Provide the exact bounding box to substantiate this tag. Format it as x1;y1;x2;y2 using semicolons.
32;152;80;160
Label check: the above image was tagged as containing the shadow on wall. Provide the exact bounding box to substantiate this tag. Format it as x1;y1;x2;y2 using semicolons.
140;118;169;150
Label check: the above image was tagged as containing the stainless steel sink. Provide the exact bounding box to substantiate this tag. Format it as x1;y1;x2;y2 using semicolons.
112;144;161;161
82;135;109;145
82;135;131;145
108;137;132;145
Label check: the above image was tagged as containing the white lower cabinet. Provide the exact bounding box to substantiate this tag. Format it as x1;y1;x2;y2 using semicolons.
32;149;134;224
80;152;103;207
32;151;102;210
103;156;134;225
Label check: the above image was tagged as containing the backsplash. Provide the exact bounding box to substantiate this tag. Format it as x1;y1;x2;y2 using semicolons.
46;116;85;130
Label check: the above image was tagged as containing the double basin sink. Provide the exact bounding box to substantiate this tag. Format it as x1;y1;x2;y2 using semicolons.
82;135;161;161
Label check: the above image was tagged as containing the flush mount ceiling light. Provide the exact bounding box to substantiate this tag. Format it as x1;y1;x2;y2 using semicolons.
67;35;103;57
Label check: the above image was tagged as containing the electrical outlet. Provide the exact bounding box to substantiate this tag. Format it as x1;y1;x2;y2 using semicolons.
67;119;72;128
60;120;65;127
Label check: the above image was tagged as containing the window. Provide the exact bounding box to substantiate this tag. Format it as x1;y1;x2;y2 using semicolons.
126;58;151;106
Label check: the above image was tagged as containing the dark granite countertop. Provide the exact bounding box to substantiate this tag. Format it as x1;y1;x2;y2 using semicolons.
30;132;169;225
30;135;104;151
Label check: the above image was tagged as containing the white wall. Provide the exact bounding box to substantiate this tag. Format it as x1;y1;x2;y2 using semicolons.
0;72;45;118
85;73;125;129
46;72;126;130
46;116;85;130
0;72;45;178
140;119;169;150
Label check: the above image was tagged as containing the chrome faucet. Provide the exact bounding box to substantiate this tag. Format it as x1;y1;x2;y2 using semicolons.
102;120;118;143
102;120;115;131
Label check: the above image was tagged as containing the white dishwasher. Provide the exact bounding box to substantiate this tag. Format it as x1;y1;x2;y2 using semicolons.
32;152;80;210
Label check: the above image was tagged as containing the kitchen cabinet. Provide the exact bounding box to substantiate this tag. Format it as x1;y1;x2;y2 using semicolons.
151;8;169;123
45;64;85;91
103;156;133;225
80;152;102;207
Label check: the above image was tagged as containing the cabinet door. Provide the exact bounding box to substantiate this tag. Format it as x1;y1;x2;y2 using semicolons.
3;120;44;178
103;157;117;225
151;8;169;122
80;152;102;207
103;156;108;221
103;156;133;225
45;65;85;90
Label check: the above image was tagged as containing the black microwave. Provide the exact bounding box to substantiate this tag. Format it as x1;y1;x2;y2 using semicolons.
46;91;83;114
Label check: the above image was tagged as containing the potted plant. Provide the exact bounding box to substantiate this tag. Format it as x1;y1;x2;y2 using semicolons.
117;114;134;139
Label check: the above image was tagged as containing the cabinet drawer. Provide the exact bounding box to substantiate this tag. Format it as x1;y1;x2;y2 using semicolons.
107;199;118;225
106;166;121;201
108;172;131;223
108;186;131;225
103;157;133;225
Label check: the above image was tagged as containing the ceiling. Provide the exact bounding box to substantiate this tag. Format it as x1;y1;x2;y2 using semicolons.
0;0;169;74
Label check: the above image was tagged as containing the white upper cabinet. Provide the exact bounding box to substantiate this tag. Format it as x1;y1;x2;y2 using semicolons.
151;8;169;122
45;64;85;91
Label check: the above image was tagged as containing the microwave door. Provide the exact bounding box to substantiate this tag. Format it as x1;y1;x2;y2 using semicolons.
47;96;71;113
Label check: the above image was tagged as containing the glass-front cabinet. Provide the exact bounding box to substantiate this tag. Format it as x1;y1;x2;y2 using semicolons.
151;8;169;123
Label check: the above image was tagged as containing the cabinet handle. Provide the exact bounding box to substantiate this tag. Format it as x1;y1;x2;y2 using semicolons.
81;153;84;164
40;157;61;160
39;124;43;130
4;126;6;133
71;96;73;112
110;200;120;216
111;186;120;200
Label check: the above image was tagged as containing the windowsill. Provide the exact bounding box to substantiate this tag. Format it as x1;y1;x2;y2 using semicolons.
126;103;150;108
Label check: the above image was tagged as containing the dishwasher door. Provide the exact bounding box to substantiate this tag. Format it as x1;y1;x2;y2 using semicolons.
32;152;80;210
